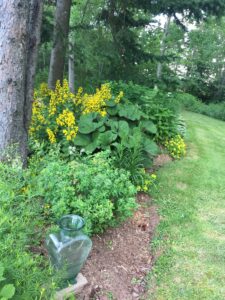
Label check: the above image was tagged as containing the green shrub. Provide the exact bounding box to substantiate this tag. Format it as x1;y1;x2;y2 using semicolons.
0;161;56;300
29;151;137;235
177;91;225;121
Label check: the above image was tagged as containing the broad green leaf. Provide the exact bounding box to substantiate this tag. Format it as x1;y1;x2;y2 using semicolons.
143;137;159;156
97;131;117;146
140;120;157;134
106;99;116;107
73;133;91;146
105;120;119;132
0;284;15;299
98;125;106;133
78;114;105;134
107;107;118;116
85;139;99;154
118;104;142;121
118;121;129;139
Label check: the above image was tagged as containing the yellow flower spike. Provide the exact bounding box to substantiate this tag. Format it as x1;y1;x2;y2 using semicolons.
46;128;56;144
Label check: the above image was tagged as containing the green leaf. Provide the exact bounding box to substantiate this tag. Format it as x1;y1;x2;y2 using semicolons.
73;133;91;147
118;121;129;139
107;107;118;116
143;137;159;156
97;131;117;147
105;120;119;132
106;99;116;107
98;126;106;133
85;139;99;154
140;120;157;134
118;104;142;121
0;284;15;299
78;114;105;134
142;154;153;168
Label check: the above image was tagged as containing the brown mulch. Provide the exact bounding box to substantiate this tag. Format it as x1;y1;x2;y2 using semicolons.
77;193;160;300
153;154;172;168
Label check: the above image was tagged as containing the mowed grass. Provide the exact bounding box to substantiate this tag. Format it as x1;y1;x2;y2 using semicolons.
147;111;225;300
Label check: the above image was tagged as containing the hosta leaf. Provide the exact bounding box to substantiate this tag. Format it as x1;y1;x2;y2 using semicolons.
107;107;118;116
106;99;116;107
85;139;99;154
118;121;129;139
105;120;119;132
98;126;106;133
97;131;117;146
0;284;15;299
143;137;159;156
78;114;105;134
118;104;142;121
140;120;157;134
73;133;91;147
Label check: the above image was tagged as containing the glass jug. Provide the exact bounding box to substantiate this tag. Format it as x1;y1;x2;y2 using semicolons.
46;215;92;286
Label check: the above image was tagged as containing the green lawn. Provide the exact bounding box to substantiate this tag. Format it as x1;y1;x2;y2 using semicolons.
148;111;225;300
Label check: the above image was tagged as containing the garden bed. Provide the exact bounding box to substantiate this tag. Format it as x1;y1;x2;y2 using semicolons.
77;193;159;300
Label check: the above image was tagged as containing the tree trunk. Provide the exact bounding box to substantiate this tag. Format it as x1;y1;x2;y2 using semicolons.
0;0;43;164
68;38;75;93
48;0;72;90
25;0;44;136
156;16;171;81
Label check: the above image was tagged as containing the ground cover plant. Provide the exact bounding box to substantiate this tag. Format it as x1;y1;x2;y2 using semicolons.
0;159;56;300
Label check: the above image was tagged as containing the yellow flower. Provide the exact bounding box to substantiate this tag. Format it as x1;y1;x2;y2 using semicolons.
46;128;56;144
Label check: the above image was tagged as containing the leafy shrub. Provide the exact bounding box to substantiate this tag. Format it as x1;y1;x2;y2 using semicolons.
29;151;137;234
110;81;181;114
0;161;56;300
164;135;186;159
177;92;225;121
30;81;160;166
110;81;182;142
144;105;178;142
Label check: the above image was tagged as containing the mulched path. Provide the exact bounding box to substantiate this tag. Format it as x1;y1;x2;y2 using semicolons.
77;193;160;300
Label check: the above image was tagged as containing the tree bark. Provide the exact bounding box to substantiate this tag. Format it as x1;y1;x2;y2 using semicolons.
68;37;75;93
25;0;44;136
0;0;43;164
48;0;72;90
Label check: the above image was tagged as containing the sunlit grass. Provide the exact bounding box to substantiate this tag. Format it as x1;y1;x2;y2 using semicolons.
147;112;225;300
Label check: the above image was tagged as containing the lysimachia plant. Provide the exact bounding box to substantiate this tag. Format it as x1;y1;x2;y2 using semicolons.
30;81;160;165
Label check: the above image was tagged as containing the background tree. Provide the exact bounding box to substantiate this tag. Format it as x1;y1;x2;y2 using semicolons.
48;0;72;89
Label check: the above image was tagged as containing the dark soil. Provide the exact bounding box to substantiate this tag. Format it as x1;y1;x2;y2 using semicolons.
77;193;160;300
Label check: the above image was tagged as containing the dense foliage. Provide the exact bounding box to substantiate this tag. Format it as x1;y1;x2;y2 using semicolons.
29;151;137;234
178;92;225;121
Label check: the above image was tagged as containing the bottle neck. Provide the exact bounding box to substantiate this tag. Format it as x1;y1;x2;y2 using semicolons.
60;229;82;240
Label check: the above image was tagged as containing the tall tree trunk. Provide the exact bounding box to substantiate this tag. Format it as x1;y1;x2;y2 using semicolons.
156;16;171;82
68;37;75;93
48;0;72;90
0;0;43;164
25;0;44;137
